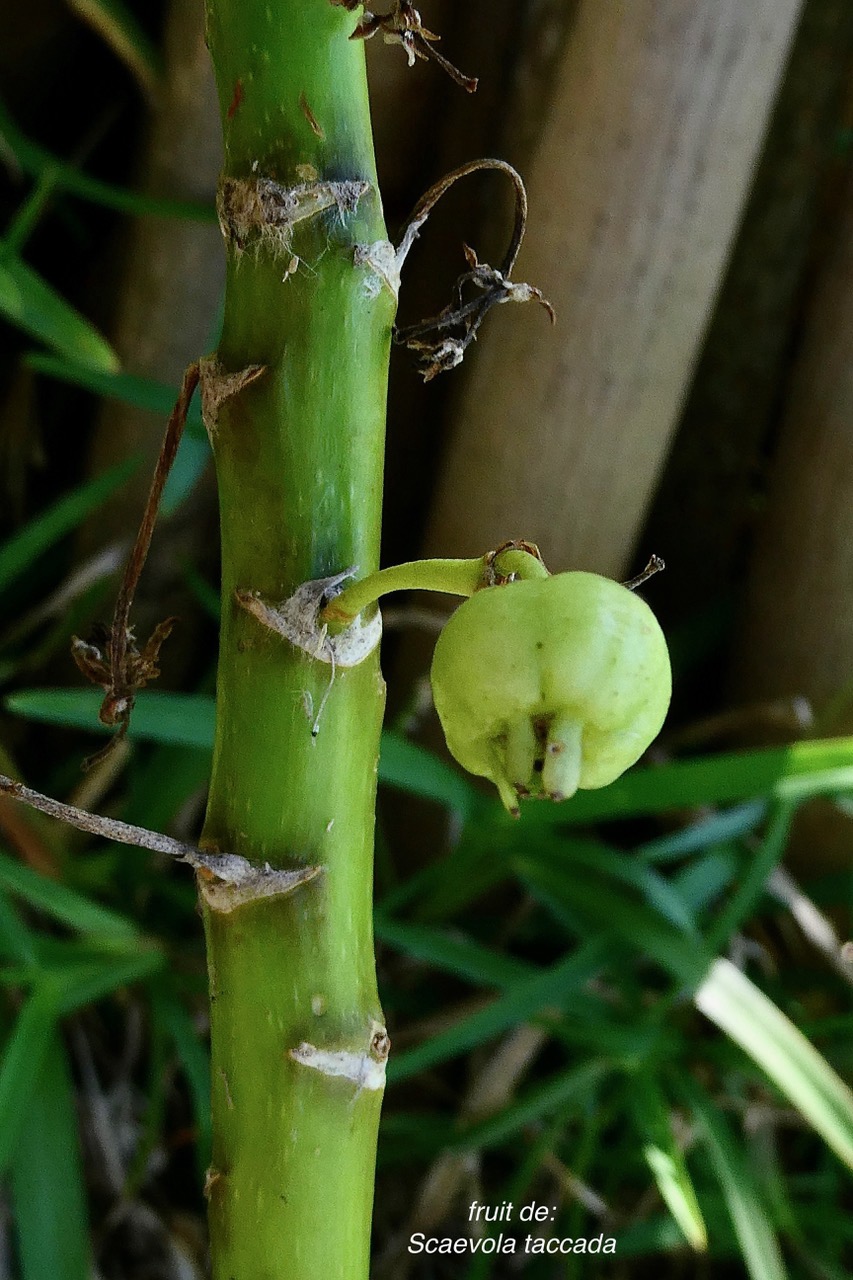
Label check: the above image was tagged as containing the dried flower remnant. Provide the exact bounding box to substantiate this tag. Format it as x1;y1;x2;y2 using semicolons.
402;244;554;381
393;160;554;381
71;619;175;752
332;0;477;92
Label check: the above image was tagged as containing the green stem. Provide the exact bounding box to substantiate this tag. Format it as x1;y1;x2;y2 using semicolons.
323;548;550;629
200;3;394;1278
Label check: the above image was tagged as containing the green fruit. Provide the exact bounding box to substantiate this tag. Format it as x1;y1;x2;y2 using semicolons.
430;571;671;814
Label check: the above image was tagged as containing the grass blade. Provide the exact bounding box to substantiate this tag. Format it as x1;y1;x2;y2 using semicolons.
637;801;768;863
0;254;118;371
0;455;138;594
69;0;162;99
5;692;478;808
387;939;610;1084
0;981;60;1175
375;917;535;988
161;429;211;516
0;890;38;966
525;737;853;825
0;851;137;938
686;1080;787;1280
454;1060;606;1152
546;840;699;934
151;986;212;1177
10;1030;90;1280
632;1075;707;1250
516;857;711;987
27;354;205;432
695;959;853;1170
379;730;481;816
672;847;740;916
0;95;214;221
121;743;213;832
644;1144;708;1252
704;801;795;952
5;688;217;749
56;951;164;1013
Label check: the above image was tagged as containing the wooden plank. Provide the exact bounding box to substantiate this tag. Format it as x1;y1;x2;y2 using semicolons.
733;168;853;713
422;0;805;577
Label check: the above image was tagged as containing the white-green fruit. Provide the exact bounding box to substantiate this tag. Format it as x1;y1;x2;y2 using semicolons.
430;571;671;815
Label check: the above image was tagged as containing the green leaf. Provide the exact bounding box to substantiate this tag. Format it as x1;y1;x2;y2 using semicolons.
0;889;38;966
161;429;211;516
686;1080;787;1280
10;1030;90;1280
0;455;138;594
5;169;62;256
69;0;163;99
544;840;699;935
637;801;767;864
632;1075;707;1250
396;821;515;920
27;354;205;434
705;801;795;952
0;947;164;1007
379;730;481;816
26;359;211;512
455;1060;607;1152
55;951;164;1013
644;1145;708;1252
374;917;535;989
377;1111;456;1164
0;981;60;1175
181;560;221;619
695;958;853;1171
376;918;647;1060
0;253;118;371
525;737;853;826
0;96;214;222
0;851;137;938
672;847;740;916
151;986;212;1178
614;1214;689;1258
5;688;217;749
122;743;213;832
516;855;712;987
387;939;610;1084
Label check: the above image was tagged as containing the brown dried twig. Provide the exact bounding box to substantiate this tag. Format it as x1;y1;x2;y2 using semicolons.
71;363;200;768
393;159;554;381
332;0;477;92
622;555;665;592
0;773;320;894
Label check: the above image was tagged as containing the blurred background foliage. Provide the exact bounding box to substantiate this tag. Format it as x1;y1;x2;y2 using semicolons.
1;0;853;1277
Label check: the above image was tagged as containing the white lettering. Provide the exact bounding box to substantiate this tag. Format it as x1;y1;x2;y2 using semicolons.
407;1233;517;1256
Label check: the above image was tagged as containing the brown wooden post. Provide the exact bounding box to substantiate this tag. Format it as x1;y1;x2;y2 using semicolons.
422;0;805;577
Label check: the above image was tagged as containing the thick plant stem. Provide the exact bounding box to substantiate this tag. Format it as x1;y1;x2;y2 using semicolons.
200;3;394;1277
